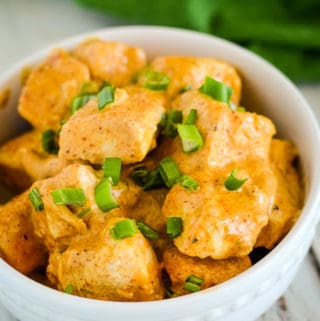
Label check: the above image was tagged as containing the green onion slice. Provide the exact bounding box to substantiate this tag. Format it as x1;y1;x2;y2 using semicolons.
137;220;160;240
159;113;167;127
161;109;183;138
65;284;73;294
131;166;165;190
143;168;165;191
110;219;138;240
51;188;86;206
80;81;99;94
132;166;149;186
158;157;181;188
236;106;246;112
29;188;44;211
94;178;119;212
141;69;170;90
177;175;199;191
76;208;91;218
97;85;115;110
103;158;121;186
199;76;232;105
42;129;59;154
224;167;248;191
184;274;204;293
71;95;96;114
186;274;204;286
184;109;197;125
184;282;201;293
166;217;183;238
177;124;203;153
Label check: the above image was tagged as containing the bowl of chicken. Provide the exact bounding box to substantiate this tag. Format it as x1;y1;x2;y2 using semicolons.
0;26;319;321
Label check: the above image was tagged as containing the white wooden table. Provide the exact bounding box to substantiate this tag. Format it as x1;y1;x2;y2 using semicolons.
0;1;319;320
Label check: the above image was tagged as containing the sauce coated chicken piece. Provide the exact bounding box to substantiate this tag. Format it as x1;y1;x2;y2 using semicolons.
129;189;167;233
0;130;69;191
155;90;275;174
59;86;165;164
31;163;140;252
255;139;303;249
163;159;277;259
0;192;47;274
47;217;163;301
163;247;251;295
18;50;90;130
73;40;147;87
142;56;241;104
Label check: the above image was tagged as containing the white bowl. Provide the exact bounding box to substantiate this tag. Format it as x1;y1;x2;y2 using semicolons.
0;26;320;321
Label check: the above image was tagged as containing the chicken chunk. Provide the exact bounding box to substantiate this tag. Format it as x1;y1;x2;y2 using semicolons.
163;247;251;295
129;189;167;233
31;163;140;252
141;56;241;104
47;217;163;301
18;50;90;130
162;159;277;259
73;40;147;87
59;86;165;164
0;130;69;191
0;192;47;274
255;139;303;248
155;90;275;174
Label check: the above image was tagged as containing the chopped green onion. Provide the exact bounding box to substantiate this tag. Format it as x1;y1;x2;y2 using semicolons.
159;113;167;127
184;282;201;293
166;217;183;238
224;167;248;191
29;188;44;211
143;168;165;191
57;120;67;136
110;219;138;240
65;284;73;294
161;109;183;138
236;106;246;112
177;124;203;153
199;76;232;105
76;208;91;218
71;94;96;114
103;158;121;186
141;69;170;90
177;175;199;191
131;166;165;190
137;220;160;240
97;85;115;110
184;109;197;125
132;166;149;186
186;274;204;286
80;81;99;94
51;188;86;206
94;178;119;212
158;157;181;188
184;274;204;293
42;129;59;154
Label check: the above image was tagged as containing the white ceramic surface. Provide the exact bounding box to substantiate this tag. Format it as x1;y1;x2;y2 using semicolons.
0;26;320;321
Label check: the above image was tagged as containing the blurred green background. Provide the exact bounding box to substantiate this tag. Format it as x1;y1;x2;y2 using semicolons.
75;0;320;82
